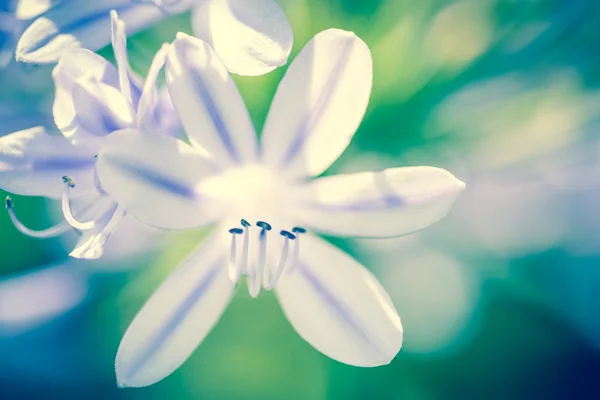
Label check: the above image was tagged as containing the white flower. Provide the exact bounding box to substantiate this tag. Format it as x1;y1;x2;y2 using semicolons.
16;0;293;76
96;30;466;388
0;11;178;259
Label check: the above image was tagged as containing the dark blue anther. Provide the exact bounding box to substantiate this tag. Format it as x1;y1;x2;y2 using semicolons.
62;176;75;188
241;219;251;228
5;196;12;209
292;227;306;234
280;230;297;240
256;221;272;231
229;228;243;235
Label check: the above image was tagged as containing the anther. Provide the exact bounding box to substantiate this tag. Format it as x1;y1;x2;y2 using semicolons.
228;228;243;235
5;196;72;238
62;175;75;188
280;230;297;240
241;219;251;228
292;227;306;234
256;221;272;230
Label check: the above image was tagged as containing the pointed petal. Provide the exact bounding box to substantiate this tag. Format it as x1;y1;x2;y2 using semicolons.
116;233;232;388
0;127;98;198
261;29;372;178
165;33;258;167
110;10;133;104
191;0;293;76
52;48;119;140
71;78;136;136
137;43;171;129
69;200;123;260
276;235;403;366
16;0;165;64
293;167;465;238
96;128;220;229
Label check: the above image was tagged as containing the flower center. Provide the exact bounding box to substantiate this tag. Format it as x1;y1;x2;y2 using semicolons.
200;164;305;296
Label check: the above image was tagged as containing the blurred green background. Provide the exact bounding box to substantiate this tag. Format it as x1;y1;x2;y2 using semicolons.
2;0;600;399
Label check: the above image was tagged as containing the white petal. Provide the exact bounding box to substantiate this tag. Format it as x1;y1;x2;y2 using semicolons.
71;78;136;136
116;233;232;388
165;33;258;167
292;166;466;238
261;29;372;178
0;127;99;198
69;199;123;260
276;234;403;366
15;0;165;64
52;48;119;140
137;44;170;129
191;0;293;76
110;10;133;104
96;128;220;229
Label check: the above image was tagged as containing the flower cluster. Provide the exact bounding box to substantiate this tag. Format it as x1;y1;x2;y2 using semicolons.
0;0;465;389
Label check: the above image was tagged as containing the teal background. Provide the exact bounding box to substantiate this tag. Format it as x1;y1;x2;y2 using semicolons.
2;0;600;399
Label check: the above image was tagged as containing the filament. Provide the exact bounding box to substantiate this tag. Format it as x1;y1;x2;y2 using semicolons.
5;196;72;238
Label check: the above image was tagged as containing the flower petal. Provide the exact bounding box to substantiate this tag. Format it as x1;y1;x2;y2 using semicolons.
110;10;133;104
0;127;99;198
15;0;165;64
191;0;293;76
71;78;136;136
276;234;403;366
52;48;119;140
261;29;372;178
96;128;220;229
137;43;171;130
69;199;123;260
165;33;258;167
292;166;465;238
116;233;232;388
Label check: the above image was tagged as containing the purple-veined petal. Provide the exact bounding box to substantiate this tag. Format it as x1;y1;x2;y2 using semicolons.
116;232;232;388
15;0;165;64
276;234;403;366
71;78;136;136
166;33;258;167
261;29;372;178
0;127;99;198
292;166;465;238
96;128;221;230
52;48;119;140
15;0;55;20
191;0;293;76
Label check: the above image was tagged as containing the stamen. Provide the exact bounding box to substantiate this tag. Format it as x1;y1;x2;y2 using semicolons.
228;228;243;286
288;227;306;274
240;219;250;275
265;230;296;290
5;196;72;238
249;221;271;298
61;176;99;231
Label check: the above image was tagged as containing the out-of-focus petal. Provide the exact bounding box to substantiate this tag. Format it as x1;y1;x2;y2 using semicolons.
0;127;99;198
52;48;119;140
292;166;465;238
165;33;258;167
71;78;136;136
116;233;232;388
16;0;165;64
276;234;403;366
261;29;372;178
96;128;220;230
0;264;88;337
191;0;293;76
